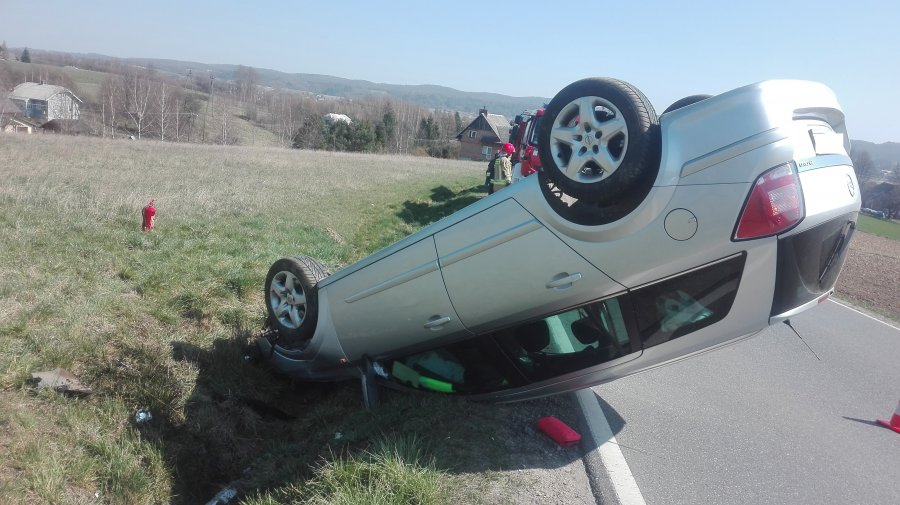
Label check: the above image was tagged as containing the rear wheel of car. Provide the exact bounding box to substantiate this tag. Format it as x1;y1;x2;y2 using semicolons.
539;78;661;204
264;256;330;349
662;94;712;115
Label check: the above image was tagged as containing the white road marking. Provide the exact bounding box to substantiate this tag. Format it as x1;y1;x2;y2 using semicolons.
830;299;900;332
577;388;648;505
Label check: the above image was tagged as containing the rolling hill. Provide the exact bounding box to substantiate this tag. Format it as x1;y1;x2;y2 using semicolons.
851;139;900;171
121;57;549;119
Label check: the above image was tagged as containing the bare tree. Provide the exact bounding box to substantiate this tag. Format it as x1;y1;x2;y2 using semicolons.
173;91;198;143
98;76;123;137
156;80;171;141
123;68;156;140
236;65;258;103
851;149;876;182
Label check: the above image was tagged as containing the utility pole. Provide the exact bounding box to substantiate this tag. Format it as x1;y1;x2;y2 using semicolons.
203;73;214;143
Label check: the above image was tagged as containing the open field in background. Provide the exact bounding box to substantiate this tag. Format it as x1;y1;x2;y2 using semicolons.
0;135;590;505
856;214;900;241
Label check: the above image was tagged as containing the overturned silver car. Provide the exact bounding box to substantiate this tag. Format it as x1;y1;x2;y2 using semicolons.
259;78;860;404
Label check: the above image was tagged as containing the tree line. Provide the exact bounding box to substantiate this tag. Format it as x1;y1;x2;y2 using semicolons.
1;50;467;157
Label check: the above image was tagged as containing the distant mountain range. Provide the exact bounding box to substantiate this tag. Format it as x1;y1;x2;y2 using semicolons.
120;57;549;120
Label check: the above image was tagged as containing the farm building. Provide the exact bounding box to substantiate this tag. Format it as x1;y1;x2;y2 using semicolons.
0;93;40;133
456;108;510;161
7;82;82;122
1;116;40;134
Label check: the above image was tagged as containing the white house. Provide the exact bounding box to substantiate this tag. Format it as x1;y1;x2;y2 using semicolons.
8;82;82;122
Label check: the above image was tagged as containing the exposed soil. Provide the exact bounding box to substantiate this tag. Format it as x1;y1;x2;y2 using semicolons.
836;231;900;320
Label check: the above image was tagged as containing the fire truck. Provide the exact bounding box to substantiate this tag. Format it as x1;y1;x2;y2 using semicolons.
509;108;544;183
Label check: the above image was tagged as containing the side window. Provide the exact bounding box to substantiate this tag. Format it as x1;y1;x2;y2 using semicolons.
494;296;635;382
468;130;477;139
381;294;637;393
383;337;525;395
631;254;745;349
528;116;543;146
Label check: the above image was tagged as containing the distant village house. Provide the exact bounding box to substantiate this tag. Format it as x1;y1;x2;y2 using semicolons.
323;113;352;126
0;94;39;133
456;107;510;161
7;82;82;122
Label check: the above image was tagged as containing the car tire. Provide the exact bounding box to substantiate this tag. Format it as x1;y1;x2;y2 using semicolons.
538;78;661;204
264;256;330;348
662;94;712;115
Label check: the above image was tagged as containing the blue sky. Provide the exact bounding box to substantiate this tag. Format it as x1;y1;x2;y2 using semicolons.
2;0;898;142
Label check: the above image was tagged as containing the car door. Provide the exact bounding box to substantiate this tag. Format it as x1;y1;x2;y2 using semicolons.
324;237;468;360
434;199;625;333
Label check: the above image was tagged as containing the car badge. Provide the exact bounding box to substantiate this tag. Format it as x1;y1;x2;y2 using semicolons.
846;174;855;197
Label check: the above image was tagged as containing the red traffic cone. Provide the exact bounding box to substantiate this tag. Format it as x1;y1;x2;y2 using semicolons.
876;400;900;434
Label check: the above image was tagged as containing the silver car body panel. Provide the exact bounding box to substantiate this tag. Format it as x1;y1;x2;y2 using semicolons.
433;199;625;333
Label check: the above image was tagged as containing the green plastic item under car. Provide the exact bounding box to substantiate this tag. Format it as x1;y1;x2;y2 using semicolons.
391;361;454;393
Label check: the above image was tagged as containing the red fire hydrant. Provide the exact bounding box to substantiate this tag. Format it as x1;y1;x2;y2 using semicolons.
141;199;156;231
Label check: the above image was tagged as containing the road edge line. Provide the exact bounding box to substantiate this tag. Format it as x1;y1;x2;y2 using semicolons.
830;299;900;332
576;388;647;505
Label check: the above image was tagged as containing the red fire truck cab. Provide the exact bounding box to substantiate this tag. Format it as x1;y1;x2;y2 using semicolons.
509;109;544;183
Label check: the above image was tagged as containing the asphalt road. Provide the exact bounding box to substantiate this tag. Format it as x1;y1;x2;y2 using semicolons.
588;300;900;505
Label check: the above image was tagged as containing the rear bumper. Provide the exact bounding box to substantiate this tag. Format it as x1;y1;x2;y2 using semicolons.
769;212;856;322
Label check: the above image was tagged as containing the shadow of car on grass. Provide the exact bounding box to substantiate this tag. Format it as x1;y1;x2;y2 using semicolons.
397;184;483;228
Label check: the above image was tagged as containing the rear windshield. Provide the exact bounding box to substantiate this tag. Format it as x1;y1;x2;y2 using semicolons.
631;254;746;349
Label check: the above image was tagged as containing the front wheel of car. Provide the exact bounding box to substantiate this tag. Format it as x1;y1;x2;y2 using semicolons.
538;78;661;204
264;256;330;349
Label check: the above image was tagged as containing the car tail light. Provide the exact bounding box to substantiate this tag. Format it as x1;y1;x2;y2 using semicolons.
733;164;804;241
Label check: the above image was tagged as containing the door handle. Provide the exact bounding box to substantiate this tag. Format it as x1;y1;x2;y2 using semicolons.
546;272;583;290
424;315;452;330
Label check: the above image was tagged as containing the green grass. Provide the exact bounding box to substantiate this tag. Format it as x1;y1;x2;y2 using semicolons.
242;435;445;505
857;214;900;241
0;135;581;505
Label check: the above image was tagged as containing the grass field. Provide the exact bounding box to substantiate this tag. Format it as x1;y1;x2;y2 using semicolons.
857;214;900;241
0;135;585;504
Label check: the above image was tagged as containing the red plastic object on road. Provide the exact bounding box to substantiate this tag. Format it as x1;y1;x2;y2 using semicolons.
877;399;900;434
142;199;156;231
537;416;581;447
